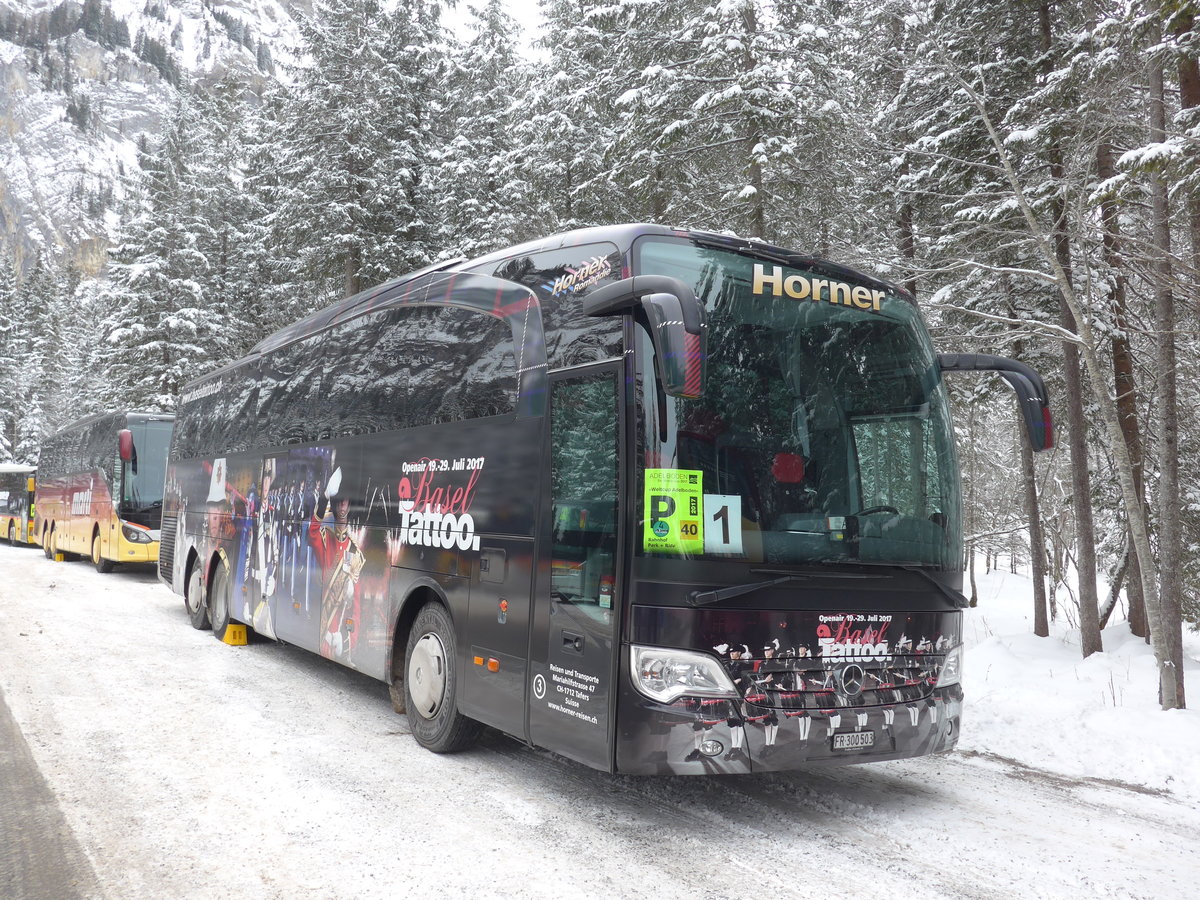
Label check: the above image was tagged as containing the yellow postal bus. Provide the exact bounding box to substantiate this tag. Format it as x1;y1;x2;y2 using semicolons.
36;412;174;571
0;464;37;546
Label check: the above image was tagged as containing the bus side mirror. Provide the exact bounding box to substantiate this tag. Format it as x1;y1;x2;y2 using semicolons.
118;429;138;474
938;353;1054;452
584;276;707;399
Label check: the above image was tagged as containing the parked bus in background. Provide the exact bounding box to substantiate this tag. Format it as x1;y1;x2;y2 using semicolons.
0;464;38;546
162;224;1052;775
36;412;175;571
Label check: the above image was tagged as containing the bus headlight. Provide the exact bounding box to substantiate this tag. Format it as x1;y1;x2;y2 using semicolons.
121;524;152;543
936;644;963;688
630;645;739;704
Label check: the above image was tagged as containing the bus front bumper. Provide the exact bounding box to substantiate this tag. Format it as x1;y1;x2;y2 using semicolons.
616;684;963;775
115;528;162;563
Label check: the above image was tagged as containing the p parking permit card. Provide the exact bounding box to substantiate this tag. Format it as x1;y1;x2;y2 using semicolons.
643;469;703;554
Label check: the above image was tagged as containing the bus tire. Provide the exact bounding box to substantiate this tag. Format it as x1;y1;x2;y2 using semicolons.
42;528;53;559
7;523;15;546
208;557;233;642
186;563;211;630
404;603;478;753
92;533;114;573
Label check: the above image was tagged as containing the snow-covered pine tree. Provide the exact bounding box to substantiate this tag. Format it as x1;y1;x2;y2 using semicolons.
521;0;627;231
269;0;448;301
0;259;17;461
103;97;221;410
11;252;62;461
433;0;539;258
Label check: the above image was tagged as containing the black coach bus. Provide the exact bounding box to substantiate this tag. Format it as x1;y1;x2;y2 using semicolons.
162;224;1051;774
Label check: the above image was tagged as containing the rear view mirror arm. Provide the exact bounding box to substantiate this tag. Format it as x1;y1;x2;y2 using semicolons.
938;353;1054;452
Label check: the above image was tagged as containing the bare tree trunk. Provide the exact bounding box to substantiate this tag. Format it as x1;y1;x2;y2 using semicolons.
740;2;766;240
1148;6;1187;708
957;41;1177;709
344;245;362;299
652;164;666;221
1099;541;1130;630
1096;140;1149;638
899;201;917;297
1171;10;1200;314
969;544;978;607
1047;538;1059;622
1020;440;1050;636
1039;2;1102;657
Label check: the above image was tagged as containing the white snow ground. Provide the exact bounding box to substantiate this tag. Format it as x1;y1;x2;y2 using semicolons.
1;543;1198;900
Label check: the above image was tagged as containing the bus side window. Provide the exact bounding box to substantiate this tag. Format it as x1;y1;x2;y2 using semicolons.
550;374;618;607
259;336;326;446
214;366;259;453
337;306;518;432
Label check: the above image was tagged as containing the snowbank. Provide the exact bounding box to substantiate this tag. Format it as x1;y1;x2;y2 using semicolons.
961;566;1200;797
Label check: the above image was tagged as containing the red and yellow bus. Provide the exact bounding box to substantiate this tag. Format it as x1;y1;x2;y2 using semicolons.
0;464;37;546
35;412;175;571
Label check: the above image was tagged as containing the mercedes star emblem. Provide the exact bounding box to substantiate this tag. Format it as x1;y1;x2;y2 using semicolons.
838;664;866;697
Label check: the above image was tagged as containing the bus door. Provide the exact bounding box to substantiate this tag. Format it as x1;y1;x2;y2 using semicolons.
527;367;622;771
461;530;535;736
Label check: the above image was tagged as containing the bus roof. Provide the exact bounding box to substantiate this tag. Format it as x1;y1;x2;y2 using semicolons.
42;411;175;442
200;224;910;391
0;463;36;474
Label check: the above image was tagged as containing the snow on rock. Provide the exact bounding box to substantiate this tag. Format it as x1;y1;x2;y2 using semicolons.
0;0;303;277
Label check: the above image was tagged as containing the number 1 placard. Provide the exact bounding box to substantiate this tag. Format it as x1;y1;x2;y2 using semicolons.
703;494;743;555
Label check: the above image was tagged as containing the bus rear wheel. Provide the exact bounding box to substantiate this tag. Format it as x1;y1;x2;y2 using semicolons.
208;558;234;642
45;528;57;560
404;603;478;753
92;534;114;573
186;563;211;630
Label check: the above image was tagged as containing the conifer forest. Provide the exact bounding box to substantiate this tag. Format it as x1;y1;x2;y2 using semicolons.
0;0;1196;708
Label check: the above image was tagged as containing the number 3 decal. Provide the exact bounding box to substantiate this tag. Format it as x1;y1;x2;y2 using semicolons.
703;494;743;554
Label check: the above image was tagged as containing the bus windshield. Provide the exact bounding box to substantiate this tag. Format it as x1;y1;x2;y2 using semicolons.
123;419;172;512
635;238;962;570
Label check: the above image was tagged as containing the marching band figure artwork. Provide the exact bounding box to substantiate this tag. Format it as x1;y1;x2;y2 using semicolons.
252;457;280;639
309;465;365;664
668;618;951;764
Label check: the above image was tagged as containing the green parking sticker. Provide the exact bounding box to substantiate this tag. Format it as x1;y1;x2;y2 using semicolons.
644;469;703;554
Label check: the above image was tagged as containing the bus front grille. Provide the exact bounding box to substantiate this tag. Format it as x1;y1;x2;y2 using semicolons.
158;515;177;583
741;656;941;709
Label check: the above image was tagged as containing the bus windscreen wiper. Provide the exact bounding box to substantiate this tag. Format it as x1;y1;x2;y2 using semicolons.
687;569;878;607
848;561;970;609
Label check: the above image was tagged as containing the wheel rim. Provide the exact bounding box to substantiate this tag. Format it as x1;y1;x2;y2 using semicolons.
187;570;203;616
92;537;100;564
408;632;448;720
212;567;229;626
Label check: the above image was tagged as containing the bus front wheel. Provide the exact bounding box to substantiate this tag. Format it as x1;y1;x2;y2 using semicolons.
7;523;15;546
92;534;114;573
208;558;234;642
404;603;478;753
186;563;211;630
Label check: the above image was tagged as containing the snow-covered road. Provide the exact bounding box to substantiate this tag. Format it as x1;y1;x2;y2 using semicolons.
1;543;1195;900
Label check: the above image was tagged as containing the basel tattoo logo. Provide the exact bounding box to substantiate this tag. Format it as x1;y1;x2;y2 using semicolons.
395;459;483;552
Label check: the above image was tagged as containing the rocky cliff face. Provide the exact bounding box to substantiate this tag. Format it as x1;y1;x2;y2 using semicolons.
0;0;301;278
